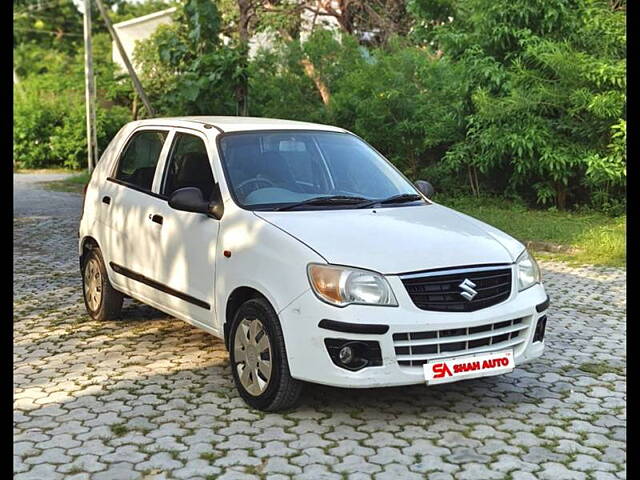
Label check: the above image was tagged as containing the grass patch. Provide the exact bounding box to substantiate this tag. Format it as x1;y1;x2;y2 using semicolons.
578;361;625;377
14;168;80;174
436;195;626;267
38;170;90;194
110;423;129;437
244;465;262;475
531;425;546;436
200;452;221;462
559;365;573;373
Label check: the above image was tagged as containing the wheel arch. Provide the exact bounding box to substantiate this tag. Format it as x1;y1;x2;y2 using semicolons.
79;236;100;269
223;286;273;350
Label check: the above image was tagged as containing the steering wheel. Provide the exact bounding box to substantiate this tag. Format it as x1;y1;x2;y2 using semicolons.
236;177;276;198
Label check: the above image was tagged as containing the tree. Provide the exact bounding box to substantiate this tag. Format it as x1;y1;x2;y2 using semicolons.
135;0;245;116
13;0;85;54
13;0;130;54
423;0;626;209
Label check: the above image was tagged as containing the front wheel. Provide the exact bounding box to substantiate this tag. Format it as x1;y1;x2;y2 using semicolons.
229;298;303;411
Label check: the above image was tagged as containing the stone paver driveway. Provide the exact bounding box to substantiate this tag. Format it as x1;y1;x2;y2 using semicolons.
14;173;626;480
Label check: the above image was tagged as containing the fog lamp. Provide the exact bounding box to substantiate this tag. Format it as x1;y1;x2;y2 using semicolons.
338;345;354;364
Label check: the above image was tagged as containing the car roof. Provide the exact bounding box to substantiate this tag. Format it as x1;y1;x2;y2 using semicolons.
131;116;348;134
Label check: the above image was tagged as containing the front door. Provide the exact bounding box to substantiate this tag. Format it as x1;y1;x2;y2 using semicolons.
152;130;220;329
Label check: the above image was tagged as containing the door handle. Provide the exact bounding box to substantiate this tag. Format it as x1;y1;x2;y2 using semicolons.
149;214;163;225
102;196;111;205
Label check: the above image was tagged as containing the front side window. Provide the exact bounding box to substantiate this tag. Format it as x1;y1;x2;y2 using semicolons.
162;133;216;200
218;131;422;210
115;130;168;191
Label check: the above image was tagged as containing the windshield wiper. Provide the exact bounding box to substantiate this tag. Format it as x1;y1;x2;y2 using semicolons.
356;193;424;209
275;195;370;211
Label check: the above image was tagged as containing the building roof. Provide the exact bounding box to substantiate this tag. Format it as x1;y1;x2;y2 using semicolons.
137;116;347;133
113;7;177;29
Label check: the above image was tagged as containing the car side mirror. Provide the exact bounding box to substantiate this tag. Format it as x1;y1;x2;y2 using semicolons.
169;187;211;215
415;180;434;199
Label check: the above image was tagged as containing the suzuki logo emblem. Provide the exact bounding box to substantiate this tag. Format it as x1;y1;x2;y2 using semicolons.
459;278;478;301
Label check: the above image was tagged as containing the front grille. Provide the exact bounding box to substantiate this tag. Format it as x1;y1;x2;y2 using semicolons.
401;265;512;312
393;317;529;367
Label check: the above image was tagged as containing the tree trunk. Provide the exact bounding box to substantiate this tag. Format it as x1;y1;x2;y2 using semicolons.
468;165;478;197
277;28;330;105
407;156;419;180
473;166;480;196
313;0;355;34
555;182;567;210
300;58;330;105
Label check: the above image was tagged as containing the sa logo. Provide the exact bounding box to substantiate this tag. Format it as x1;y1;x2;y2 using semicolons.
431;362;453;379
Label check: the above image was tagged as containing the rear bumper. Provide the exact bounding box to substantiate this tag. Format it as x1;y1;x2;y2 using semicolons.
279;279;548;388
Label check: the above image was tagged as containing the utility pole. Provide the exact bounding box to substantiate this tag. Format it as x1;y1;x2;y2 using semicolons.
83;0;98;173
94;0;155;117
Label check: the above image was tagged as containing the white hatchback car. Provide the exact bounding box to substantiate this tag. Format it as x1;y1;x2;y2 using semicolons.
79;116;549;411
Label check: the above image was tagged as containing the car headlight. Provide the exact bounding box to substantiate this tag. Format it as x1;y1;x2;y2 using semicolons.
516;249;542;291
307;264;398;307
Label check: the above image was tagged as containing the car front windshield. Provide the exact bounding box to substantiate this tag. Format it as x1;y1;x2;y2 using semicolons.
218;131;422;210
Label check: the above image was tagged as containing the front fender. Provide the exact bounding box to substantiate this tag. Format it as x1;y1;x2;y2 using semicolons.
214;207;325;332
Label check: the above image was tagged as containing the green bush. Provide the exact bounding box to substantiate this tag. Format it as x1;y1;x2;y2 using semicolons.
14;83;129;170
329;38;467;179
13;90;61;169
14;37;132;170
428;0;626;210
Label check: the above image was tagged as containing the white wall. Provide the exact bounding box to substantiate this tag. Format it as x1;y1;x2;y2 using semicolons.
112;8;176;70
112;4;342;67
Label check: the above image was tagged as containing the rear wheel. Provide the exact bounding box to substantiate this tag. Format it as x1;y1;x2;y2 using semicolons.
82;247;123;321
229;298;303;411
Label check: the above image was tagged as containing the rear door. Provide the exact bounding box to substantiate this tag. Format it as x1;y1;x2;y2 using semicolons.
151;129;220;328
99;128;171;296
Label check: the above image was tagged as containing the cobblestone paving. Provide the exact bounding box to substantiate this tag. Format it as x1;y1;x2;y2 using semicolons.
14;174;626;479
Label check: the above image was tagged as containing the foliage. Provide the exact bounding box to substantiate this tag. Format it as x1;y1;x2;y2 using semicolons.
13;81;130;170
13;31;132;170
333;41;467;177
13;0;130;53
134;0;244;116
248;42;328;122
13;0;85;54
14;0;626;216
425;0;626;209
248;30;362;122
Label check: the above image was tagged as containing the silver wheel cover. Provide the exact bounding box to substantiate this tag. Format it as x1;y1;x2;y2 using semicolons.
233;317;273;396
84;257;102;312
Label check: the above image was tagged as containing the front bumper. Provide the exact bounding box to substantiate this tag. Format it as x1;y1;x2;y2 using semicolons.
278;277;548;388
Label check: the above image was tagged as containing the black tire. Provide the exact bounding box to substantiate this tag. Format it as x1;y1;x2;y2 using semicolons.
82;247;124;321
229;297;303;411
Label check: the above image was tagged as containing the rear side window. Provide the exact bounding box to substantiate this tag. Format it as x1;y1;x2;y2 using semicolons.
115;130;168;191
162;133;215;200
